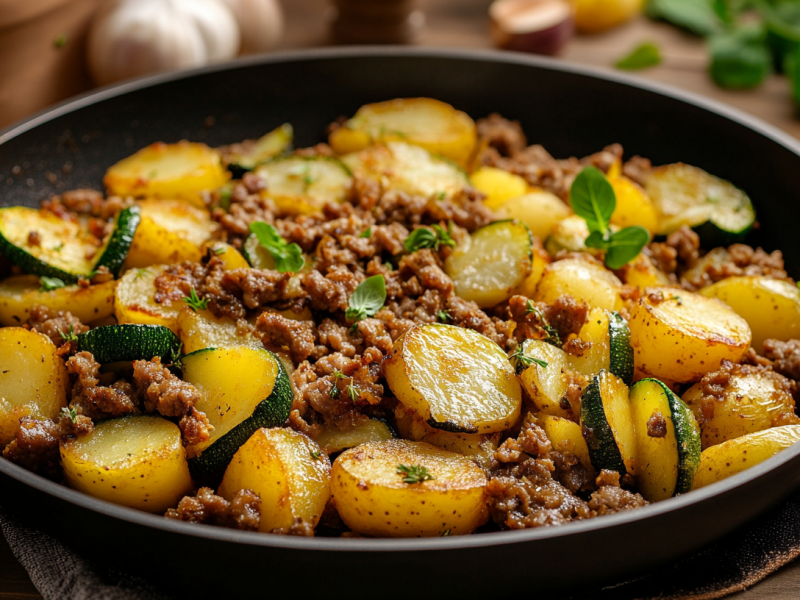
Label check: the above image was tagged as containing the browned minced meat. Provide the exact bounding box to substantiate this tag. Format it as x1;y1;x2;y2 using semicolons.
587;470;648;515
270;518;316;537
648;226;700;276
132;357;212;447
543;295;589;341
165;487;261;532
27;230;41;247
26;305;89;346
621;155;652;187
647;411;668;438
763;339;800;381
41;189;134;222
67;352;139;421
476;114;527;157
683;244;790;290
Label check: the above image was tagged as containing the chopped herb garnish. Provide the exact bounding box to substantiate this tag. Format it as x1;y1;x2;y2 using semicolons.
332;370;346;380
396;464;435;484
525;300;561;346
58;325;78;343
134;268;150;280
329;370;346;398
60;406;78;423
510;346;548;374
404;223;456;253
360;227;372;239
52;242;64;253
436;191;446;201
54;34;67;49
249;221;305;273
182;288;208;313
169;347;183;370
39;276;66;292
213;246;227;255
615;41;662;70
218;185;233;211
346;384;359;403
346;275;387;330
437;309;451;323
570;166;649;270
310;450;321;460
441;529;452;537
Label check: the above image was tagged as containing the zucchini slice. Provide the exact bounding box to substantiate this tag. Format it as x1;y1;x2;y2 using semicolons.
645;163;756;245
225;123;293;175
629;379;701;501
242;233;275;270
580;370;637;476
342;141;470;201
315;418;395;455
444;219;533;308
254;155;353;215
0;206;139;283
76;324;181;364
182;346;293;478
569;309;634;385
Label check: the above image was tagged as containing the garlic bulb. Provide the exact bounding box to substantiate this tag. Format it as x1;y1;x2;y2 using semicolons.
220;0;284;54
87;0;241;86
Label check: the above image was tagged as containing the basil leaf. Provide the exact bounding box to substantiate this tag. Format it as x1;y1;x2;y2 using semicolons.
249;221;305;273
710;25;772;89
786;46;800;107
345;275;387;324
647;0;722;37
39;276;66;291
570;167;616;235
585;230;609;250
616;42;662;70
605;226;651;270
766;2;800;72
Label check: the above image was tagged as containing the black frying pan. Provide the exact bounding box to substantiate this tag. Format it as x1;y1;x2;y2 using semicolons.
2;48;800;599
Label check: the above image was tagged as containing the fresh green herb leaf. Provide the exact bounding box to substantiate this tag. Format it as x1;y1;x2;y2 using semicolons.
249;221;305;273
441;529;452;536
647;0;722;37
310;450;321;460
510;346;548;374
52;242;64;253
332;370;346;380
182;288;208;313
396;464;435;484
169;347;183;370
360;227;372;239
525;300;561;346
404;224;456;253
569;167;616;236
436;191;446;201
346;384;359;403
437;309;452;322
58;325;78;343
766;2;800;72
384;262;394;271
212;246;227;255
217;185;233;211
60;406;78;423
54;34;67;48
710;25;772;89
134;268;150;280
345;275;387;326
616;41;662;70
604;226;651;270
39;276;66;292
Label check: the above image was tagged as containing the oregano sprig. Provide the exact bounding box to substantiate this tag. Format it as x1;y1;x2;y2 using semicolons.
396;464;435;484
250;221;305;274
570;166;650;270
404;223;456;253
510;346;548;375
345;275;387;331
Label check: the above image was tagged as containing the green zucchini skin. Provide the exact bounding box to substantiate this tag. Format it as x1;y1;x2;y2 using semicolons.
580;371;627;476
654;379;702;494
241;233;274;270
94;205;140;278
76;324;181;364
187;350;293;479
608;311;634;386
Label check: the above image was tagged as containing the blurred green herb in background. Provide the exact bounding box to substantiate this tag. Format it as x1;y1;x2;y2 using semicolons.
616;41;663;69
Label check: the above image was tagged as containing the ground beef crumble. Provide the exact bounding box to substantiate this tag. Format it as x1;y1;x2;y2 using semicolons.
165;487;261;531
26;305;89;347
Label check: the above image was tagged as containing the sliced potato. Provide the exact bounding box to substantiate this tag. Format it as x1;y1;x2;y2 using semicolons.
385;323;522;434
218;427;331;533
124;200;218;269
332;439;488;537
342;141;470;201
60;415;193;513
608;175;659;234
315;418;395;455
115;265;182;332
539;414;595;477
0;275;115;326
201;241;249;271
472;166;529;208
692;425;800;490
491;189;572;240
445;220;532;308
512;246;549;298
176;307;262;354
534;258;623;311
0;328;68;447
628;288;751;383
698;276;800;353
255;156;353;215
225;123;293;171
104;141;229;206
328;97;477;166
683;366;800;449
616;253;670;289
517;339;581;420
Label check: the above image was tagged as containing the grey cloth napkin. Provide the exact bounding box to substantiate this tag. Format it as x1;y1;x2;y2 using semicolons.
4;493;800;600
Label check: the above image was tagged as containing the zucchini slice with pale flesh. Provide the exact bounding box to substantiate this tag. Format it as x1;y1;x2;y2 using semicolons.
254;155;353;215
342;141;470;201
385;323;522;434
315;418;395;455
242;233;275;270
183;346;293;478
629;378;701;501
569;308;634;385
580;370;637;477
76;324;181;364
645;163;756;245
225;123;293;175
0;206;139;283
444;219;533;308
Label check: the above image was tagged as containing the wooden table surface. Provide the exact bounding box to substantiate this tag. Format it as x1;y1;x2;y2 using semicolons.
3;1;800;598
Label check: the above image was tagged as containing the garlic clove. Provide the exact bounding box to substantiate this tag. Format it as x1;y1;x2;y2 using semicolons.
219;0;284;54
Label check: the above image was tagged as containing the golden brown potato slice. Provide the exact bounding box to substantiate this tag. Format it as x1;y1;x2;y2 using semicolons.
218;427;331;533
490;190;572;240
61;415;193;513
471;166;529;208
332;439;488;537
539;414;595;478
608;175;659;234
516;339;581;420
115;265;182;332
0;328;68;447
534;257;623;311
628;288;751;383
0;275;115;326
385;323;522;434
